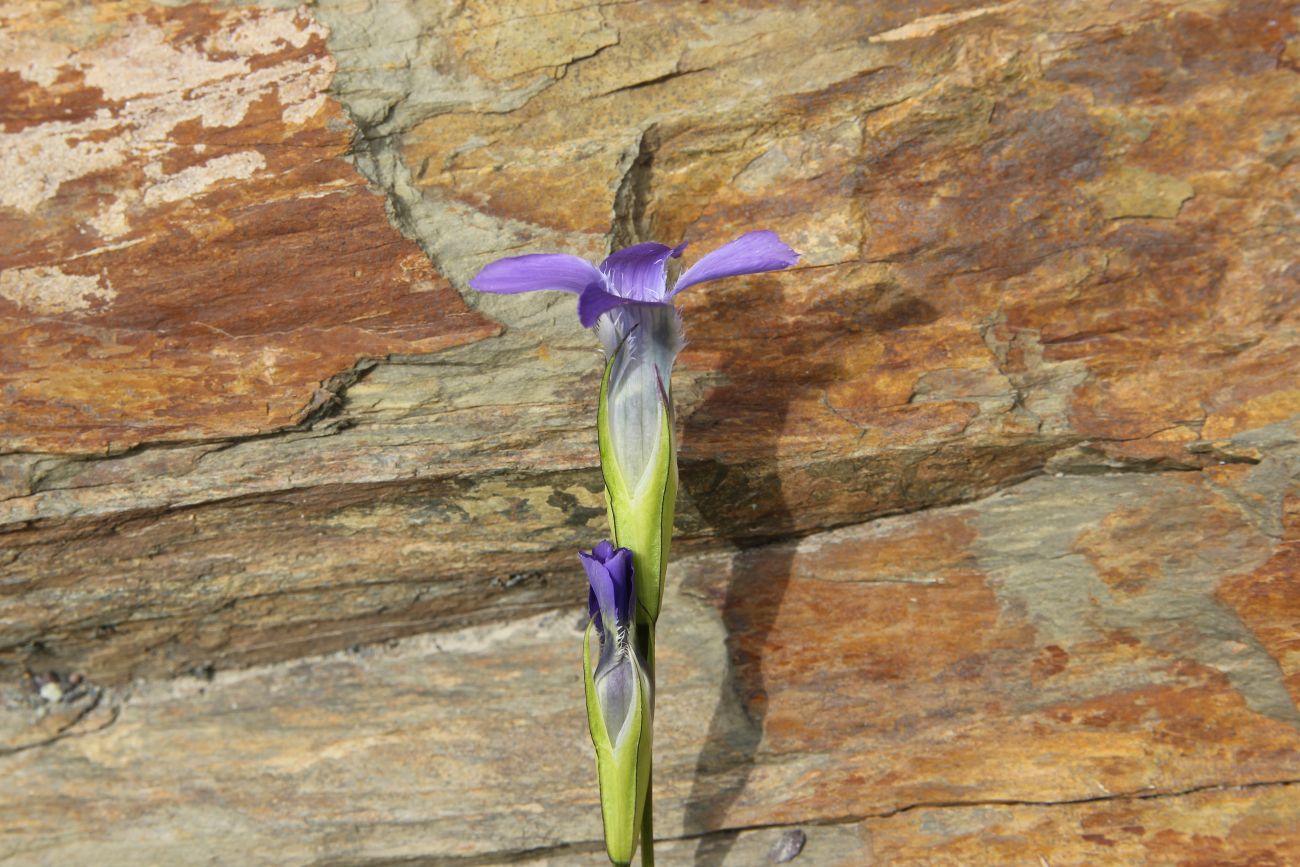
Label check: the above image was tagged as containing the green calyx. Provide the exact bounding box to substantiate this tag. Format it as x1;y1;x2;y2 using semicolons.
583;622;653;866
597;352;678;625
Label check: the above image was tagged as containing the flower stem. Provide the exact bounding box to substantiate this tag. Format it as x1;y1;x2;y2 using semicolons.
641;771;654;867
639;619;656;867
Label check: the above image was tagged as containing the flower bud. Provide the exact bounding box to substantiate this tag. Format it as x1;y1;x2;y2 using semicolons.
580;542;653;865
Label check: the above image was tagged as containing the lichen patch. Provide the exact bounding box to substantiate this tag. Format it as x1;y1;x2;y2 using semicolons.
0;266;115;315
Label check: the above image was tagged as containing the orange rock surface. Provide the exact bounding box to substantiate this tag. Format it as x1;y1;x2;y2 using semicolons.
1;0;1297;862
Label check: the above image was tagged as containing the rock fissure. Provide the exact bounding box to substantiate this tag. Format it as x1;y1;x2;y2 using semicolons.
0;689;119;758
864;777;1300;822
318;777;1300;866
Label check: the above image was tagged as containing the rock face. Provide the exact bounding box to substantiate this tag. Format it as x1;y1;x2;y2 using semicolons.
1;0;1297;864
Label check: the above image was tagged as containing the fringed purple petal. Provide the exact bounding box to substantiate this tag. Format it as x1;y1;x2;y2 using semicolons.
469;253;604;295
598;242;686;303
671;230;798;296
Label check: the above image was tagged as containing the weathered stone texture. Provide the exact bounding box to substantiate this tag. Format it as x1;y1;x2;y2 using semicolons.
1;0;1298;862
5;456;1300;864
3;0;1297;683
0;2;500;454
860;784;1300;865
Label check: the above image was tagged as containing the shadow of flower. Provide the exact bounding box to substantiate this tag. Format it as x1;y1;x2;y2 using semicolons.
677;271;938;864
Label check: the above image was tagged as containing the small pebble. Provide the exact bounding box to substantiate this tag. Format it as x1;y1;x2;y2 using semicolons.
769;828;806;863
38;681;64;703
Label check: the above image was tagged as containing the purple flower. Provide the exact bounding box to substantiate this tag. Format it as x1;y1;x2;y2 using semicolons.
579;540;644;744
579;541;652;860
580;540;635;637
472;230;798;506
469;230;799;328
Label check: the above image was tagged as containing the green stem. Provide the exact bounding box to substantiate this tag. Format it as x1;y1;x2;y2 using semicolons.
639;619;656;867
641;772;654;867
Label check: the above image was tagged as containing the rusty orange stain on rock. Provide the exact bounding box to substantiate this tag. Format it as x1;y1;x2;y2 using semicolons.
863;784;1300;865
1031;643;1070;679
0;3;499;454
1073;474;1270;596
682;464;1300;831
1217;495;1300;707
388;0;1299;481
707;511;1040;756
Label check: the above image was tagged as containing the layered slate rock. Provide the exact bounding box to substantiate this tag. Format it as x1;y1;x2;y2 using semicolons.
2;0;1299;862
0;1;506;680
0;3;499;455
5;0;1296;687
2;437;1298;863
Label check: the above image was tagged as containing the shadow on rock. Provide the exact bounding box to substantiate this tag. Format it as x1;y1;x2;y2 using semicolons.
676;273;937;865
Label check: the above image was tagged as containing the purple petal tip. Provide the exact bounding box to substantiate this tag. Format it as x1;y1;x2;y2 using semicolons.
672;230;799;296
580;541;636;629
469;253;603;296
